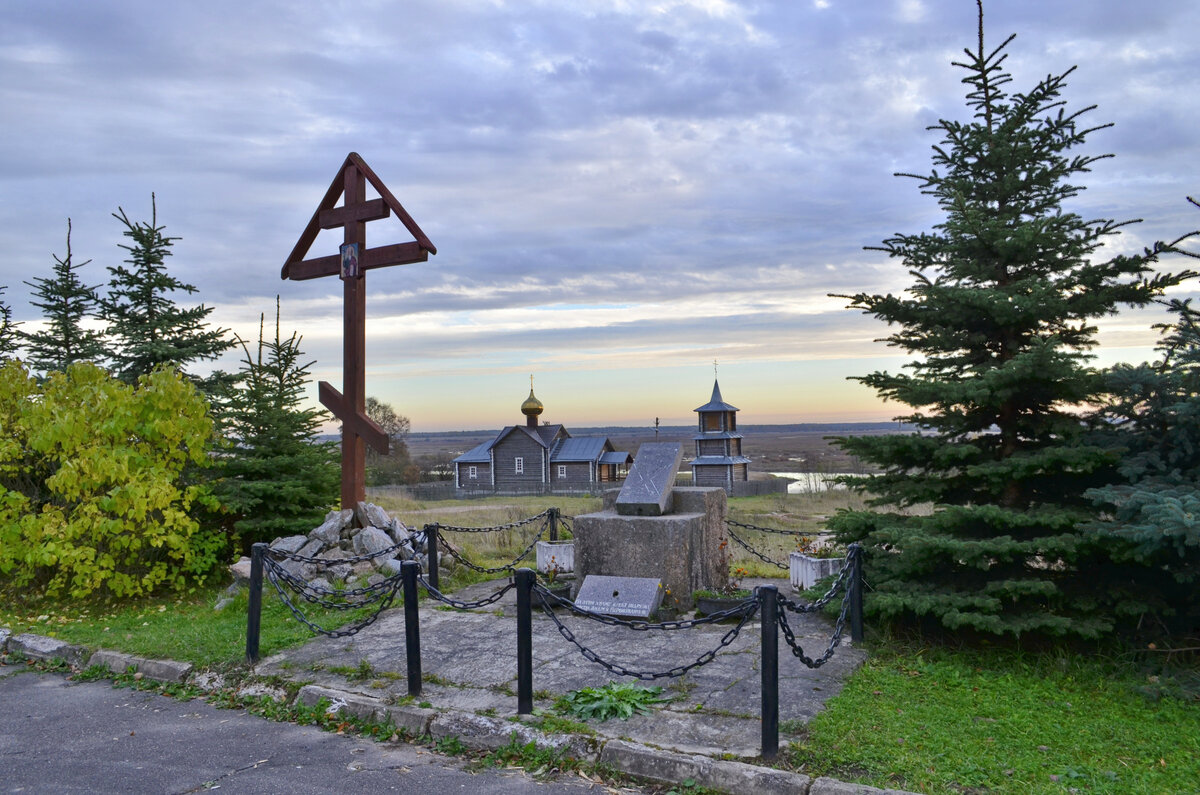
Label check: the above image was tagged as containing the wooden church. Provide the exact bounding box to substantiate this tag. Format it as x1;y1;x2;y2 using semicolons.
452;385;632;495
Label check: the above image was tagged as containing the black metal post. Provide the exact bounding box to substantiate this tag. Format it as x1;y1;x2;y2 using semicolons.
516;567;535;714
760;585;779;761
424;523;439;592
548;507;558;542
401;560;422;697
245;543;266;664
849;544;864;643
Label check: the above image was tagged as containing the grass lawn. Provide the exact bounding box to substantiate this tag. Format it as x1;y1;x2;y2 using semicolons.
788;643;1199;794
0;582;383;669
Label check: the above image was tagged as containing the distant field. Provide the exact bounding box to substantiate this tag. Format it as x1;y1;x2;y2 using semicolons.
402;422;905;474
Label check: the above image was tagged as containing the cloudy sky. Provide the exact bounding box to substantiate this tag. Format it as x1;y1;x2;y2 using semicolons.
3;0;1198;431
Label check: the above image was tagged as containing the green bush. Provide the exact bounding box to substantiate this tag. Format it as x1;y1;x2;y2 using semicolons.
0;361;223;597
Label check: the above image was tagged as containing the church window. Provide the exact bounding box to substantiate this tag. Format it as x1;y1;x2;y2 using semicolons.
515;457;524;474
468;466;477;479
557;465;566;479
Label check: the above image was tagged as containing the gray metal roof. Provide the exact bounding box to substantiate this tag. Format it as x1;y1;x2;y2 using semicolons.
551;436;610;462
600;451;633;465
452;440;493;464
693;379;739;413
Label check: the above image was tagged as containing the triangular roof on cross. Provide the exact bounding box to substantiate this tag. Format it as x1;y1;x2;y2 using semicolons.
281;152;437;281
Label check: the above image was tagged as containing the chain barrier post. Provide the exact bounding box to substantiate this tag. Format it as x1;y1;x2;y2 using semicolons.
849;545;864;643
424;523;440;592
245;543;266;663
549;507;558;542
401;560;422;697
516;567;535;714
759;585;779;760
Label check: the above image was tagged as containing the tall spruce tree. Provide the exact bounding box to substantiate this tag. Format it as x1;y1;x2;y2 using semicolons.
829;5;1196;638
20;219;107;375
101;195;233;385
215;298;338;551
0;286;17;359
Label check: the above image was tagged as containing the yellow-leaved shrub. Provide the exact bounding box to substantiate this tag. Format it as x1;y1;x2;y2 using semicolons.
0;361;223;597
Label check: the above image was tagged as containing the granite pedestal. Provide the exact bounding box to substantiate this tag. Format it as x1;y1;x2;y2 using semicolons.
574;487;730;611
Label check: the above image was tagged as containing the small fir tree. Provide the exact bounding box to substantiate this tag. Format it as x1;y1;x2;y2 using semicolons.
20;219;108;375
828;5;1196;638
0;286;17;359
101;194;233;385
215;298;338;551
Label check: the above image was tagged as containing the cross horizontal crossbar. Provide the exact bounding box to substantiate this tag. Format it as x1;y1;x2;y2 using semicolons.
319;198;390;229
285;241;429;281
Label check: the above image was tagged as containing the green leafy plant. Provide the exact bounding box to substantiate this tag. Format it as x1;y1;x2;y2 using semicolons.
556;682;665;721
0;361;223;598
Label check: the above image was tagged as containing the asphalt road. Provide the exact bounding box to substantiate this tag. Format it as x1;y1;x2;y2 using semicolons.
0;668;619;795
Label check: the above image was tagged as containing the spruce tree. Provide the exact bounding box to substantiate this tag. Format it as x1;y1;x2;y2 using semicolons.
0;286;17;359
101;195;233;385
215;298;338;551
20;219;108;375
1085;205;1200;636
829;6;1196;638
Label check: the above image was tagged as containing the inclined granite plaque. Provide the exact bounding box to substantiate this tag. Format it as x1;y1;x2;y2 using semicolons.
615;442;683;516
573;575;664;618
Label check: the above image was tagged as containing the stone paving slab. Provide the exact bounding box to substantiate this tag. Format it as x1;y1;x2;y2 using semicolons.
257;576;865;760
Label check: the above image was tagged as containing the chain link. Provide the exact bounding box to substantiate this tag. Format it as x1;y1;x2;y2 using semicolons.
263;556;401;608
533;583;759;680
432;509;550;533
438;522;547;574
726;518;811;536
263;558;401;639
776;579;852;668
417;574;516;610
725;525;789;570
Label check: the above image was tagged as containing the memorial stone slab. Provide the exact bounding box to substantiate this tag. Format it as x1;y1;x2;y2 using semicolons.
573;575;664;618
615;442;683;516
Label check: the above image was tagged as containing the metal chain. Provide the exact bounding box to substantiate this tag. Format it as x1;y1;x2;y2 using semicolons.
438;522;547;574
417;574;517;610
535;585;759;680
263;556;401;609
776;580;852;668
726;525;788;570
777;546;857;614
263;561;400;639
433;510;550;533
267;538;410;566
726;518;811;537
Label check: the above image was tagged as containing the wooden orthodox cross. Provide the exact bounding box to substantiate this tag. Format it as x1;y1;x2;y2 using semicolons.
282;152;437;509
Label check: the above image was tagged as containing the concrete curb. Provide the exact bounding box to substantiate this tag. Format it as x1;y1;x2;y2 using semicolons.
0;630;919;795
87;649;194;683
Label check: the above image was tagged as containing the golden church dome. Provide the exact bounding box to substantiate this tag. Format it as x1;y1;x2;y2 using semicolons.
521;388;544;417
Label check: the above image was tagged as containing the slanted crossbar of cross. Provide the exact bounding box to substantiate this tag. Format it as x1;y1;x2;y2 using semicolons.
282;153;437;509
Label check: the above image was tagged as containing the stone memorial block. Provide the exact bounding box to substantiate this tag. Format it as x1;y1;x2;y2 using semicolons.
615;442;683;516
573;575;664;618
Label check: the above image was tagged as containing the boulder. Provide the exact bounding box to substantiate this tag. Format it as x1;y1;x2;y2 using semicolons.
376;558;405;576
296;539;324;559
352;526;395;558
229;556;253;585
307;577;333;594
388;518;410;545
355;502;392;532
309;513;348;545
269;535;307;554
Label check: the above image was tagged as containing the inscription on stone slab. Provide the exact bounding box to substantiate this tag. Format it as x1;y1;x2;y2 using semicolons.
573;575;664;618
616;442;683;516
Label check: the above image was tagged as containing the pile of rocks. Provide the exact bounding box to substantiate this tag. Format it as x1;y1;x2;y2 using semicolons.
228;502;452;599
